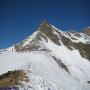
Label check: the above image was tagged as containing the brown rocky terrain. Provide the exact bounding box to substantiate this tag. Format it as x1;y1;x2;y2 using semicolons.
83;27;90;36
0;70;28;87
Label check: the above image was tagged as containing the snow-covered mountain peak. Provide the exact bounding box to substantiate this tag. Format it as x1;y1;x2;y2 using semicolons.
13;21;62;52
11;21;90;60
0;21;90;90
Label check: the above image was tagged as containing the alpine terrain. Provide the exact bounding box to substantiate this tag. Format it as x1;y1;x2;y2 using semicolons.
0;20;90;90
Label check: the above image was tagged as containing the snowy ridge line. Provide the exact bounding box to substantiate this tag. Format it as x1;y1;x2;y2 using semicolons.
51;24;90;44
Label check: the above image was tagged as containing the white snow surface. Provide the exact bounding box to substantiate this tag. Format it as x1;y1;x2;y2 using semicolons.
0;40;90;90
0;25;90;90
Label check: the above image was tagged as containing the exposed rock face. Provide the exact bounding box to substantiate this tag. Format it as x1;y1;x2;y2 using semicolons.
0;70;28;87
14;21;90;61
14;20;61;52
61;35;90;60
52;55;69;73
38;20;61;46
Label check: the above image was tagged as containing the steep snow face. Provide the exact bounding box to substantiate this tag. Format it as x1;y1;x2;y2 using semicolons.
0;21;90;90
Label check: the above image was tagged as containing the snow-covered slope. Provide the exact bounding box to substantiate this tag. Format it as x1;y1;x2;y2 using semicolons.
0;20;90;90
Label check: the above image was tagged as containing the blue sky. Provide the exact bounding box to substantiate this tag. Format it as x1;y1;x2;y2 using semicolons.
0;0;90;49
